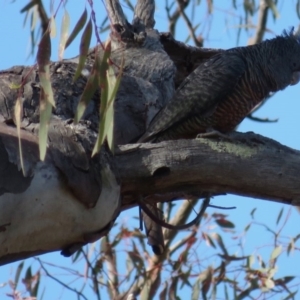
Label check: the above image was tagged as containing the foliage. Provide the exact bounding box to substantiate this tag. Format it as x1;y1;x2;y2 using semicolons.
20;0;119;159
3;205;300;299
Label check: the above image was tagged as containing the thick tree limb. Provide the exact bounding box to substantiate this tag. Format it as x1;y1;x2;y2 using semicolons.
0;121;120;266
116;132;300;207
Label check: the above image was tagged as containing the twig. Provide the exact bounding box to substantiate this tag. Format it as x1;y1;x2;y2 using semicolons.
169;229;198;255
81;250;101;300
249;0;269;45
209;204;236;209
36;258;89;300
166;0;190;37
103;236;120;299
176;0;202;46
137;196;212;231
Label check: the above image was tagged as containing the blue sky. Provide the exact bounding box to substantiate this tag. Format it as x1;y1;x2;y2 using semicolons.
1;1;300;299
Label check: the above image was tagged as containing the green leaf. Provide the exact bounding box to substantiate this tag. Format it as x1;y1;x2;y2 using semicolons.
73;18;93;82
50;16;56;38
75;55;100;122
215;218;235;228
180;268;192;288
37;31;55;160
30;6;38;31
39;88;52;160
140;281;150;300
104;54;122;151
92;40;115;156
268;266;277;278
31;271;40;297
266;0;280;19
127;250;144;270
276;207;284;225
287;238;294;256
14;96;25;175
250;207;256;219
244;223;251;232
100;236;108;253
270;245;282;260
98;40;111;86
14;261;24;288
247;255;255;268
25;266;32;292
212;233;228;255
126;254;134;275
294;233;300;242
39;66;54;107
297;0;300;19
37;31;51;67
20;1;36;13
72;249;82;263
204;233;216;248
169;275;179;300
199;267;213;296
103;63;122;150
263;278;275;291
192;276;201;300
279;276;295;285
232;0;237;10
106;66;116;138
224;283;229;300
65;8;87;49
58;9;70;60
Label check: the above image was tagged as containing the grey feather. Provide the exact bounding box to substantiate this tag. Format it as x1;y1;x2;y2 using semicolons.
139;29;300;142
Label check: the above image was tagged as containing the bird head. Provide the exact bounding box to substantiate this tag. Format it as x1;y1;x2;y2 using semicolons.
265;28;300;90
281;28;300;85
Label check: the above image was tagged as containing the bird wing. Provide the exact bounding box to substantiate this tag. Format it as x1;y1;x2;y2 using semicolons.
138;52;247;142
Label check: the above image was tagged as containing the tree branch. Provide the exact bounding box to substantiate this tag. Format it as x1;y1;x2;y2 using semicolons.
116;132;300;208
249;0;269;45
134;0;156;29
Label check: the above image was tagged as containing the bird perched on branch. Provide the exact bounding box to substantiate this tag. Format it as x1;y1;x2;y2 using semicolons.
139;29;300;143
139;29;300;255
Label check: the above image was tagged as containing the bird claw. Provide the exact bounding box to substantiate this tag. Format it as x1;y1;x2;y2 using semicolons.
196;130;233;141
